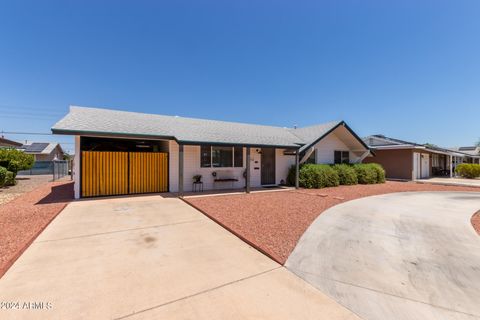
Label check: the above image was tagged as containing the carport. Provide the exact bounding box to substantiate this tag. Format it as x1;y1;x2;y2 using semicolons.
79;136;170;197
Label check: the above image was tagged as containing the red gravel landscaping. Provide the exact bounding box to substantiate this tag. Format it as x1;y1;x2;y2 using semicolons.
472;211;480;235
185;181;480;264
0;180;73;278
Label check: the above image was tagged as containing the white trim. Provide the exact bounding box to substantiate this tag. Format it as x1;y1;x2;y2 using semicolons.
300;147;315;164
352;150;371;163
74;136;80;199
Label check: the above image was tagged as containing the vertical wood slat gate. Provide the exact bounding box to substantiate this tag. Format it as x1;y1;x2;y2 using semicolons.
81;151;168;197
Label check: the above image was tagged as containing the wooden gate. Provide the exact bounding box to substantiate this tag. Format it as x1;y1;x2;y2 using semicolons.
81;151;168;197
129;152;168;194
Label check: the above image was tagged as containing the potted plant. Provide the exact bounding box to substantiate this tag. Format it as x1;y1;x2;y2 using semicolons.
193;174;202;183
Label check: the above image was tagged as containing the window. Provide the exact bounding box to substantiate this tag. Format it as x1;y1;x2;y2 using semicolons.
212;146;233;167
334;151;350;164
200;145;243;168
432;154;440;167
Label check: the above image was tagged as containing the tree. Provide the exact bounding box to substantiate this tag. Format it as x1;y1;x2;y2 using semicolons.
0;148;34;177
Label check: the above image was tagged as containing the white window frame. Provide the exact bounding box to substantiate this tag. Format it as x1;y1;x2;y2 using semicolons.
201;145;243;168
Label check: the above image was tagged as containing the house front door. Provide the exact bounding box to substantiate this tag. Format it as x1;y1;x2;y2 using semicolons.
261;148;276;185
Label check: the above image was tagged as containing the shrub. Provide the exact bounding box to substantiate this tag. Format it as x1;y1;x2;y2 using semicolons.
367;163;386;183
333;164;358;185
299;164;339;188
5;171;15;186
0;149;34;176
0;166;6;187
456;163;480;179
287;164;297;186
6;160;20;178
353;164;378;184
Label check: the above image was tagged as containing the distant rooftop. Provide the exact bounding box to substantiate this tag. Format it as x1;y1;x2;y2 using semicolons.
22;142;60;154
364;135;480;157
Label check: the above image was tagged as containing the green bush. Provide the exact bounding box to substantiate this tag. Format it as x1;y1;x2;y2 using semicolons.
6;160;20;178
367;163;386;183
299;164;339;188
332;164;358;185
353;164;378;184
0;149;34;176
287;164;298;186
5;171;15;186
456;163;480;179
0;166;7;187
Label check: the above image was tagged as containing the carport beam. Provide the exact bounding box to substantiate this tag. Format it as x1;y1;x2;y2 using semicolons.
246;147;251;193
295;149;299;189
179;144;184;197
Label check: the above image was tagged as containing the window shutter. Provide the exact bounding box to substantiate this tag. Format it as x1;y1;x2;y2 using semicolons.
234;147;243;167
201;145;211;167
334;151;341;164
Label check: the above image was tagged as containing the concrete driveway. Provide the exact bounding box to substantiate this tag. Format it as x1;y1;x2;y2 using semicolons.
0;195;358;320
286;192;480;320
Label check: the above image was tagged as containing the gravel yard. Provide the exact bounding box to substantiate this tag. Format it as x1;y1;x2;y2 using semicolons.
0;180;73;278
185;181;480;264
0;175;53;205
472;211;480;235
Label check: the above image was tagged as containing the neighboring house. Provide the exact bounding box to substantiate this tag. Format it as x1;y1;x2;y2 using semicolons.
448;146;480;165
363;135;480;180
22;143;64;161
52;106;370;199
0;137;22;148
16;143;65;175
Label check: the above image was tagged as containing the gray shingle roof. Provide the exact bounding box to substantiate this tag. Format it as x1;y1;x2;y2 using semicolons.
24;143;50;153
23;142;60;154
288;122;343;152
52;106;352;149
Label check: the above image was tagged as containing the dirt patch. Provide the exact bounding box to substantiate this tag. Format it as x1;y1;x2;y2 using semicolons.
0;175;53;205
0;181;74;278
185;181;480;264
472;211;480;235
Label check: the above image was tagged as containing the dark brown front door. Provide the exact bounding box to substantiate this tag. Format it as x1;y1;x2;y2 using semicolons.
261;148;276;185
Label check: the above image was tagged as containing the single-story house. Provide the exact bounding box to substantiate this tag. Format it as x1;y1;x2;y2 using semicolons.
21;142;65;161
448;146;480;164
0;136;23;148
363;135;479;180
52;106;371;199
16;142;66;175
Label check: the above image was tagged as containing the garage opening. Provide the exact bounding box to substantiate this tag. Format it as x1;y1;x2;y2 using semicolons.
80;137;169;197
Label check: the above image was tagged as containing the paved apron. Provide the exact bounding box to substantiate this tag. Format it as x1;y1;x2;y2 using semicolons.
0;195;359;320
286;192;480;320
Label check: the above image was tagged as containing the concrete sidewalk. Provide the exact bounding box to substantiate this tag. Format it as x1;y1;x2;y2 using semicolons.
416;177;480;188
0;195;359;320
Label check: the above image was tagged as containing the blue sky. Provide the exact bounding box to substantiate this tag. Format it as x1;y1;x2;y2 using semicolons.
1;0;479;153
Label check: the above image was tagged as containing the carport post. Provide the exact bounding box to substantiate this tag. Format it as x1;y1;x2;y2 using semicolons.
295;149;299;189
179;143;184;197
246;146;251;193
449;154;453;178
